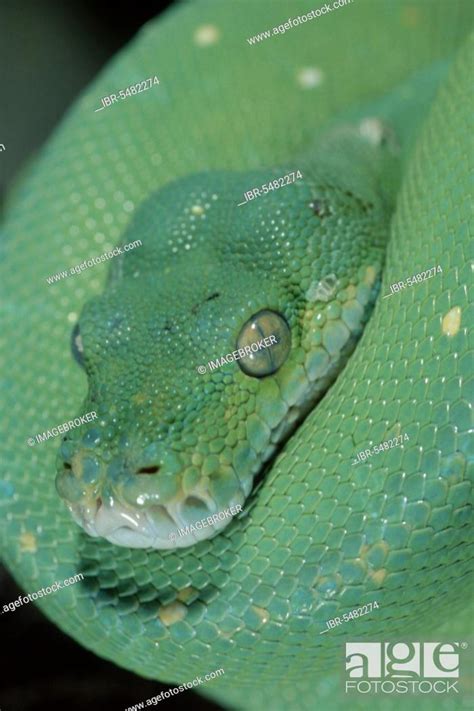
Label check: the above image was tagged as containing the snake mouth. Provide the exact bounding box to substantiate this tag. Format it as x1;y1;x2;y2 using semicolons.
64;489;244;549
58;262;382;549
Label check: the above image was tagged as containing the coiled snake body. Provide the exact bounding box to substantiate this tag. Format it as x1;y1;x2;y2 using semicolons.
0;2;472;709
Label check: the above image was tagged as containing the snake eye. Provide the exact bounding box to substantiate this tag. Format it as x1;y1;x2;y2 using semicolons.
71;323;85;368
236;309;291;378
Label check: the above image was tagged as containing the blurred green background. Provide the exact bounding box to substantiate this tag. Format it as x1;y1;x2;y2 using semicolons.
0;0;175;197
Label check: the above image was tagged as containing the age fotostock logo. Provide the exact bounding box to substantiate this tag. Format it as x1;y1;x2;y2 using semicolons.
345;642;463;695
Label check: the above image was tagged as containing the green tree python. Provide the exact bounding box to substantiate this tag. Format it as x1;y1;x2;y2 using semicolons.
0;1;472;709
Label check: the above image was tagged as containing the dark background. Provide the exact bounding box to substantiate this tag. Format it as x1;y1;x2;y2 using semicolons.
0;1;221;709
0;0;174;195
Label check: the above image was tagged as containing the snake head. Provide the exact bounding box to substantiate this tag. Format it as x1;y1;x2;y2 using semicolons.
55;131;394;549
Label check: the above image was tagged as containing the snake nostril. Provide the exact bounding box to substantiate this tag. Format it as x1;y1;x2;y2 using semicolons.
63;463;72;470
136;465;160;475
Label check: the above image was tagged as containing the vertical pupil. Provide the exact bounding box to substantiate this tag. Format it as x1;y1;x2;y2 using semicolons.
71;323;85;367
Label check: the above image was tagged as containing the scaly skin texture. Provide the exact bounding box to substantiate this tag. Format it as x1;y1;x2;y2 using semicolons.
0;2;473;710
55;139;396;550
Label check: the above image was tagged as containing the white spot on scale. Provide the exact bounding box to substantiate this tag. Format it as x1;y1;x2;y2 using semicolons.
442;306;461;336
296;67;324;89
19;532;37;553
158;601;188;626
359;118;385;146
191;204;204;216
194;25;220;47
